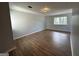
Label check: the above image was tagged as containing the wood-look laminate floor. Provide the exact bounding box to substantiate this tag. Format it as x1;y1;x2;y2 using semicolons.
9;30;72;56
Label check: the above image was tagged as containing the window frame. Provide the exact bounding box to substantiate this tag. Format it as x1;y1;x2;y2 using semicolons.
54;16;68;25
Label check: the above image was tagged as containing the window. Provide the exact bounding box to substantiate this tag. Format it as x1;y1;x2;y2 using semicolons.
54;16;67;25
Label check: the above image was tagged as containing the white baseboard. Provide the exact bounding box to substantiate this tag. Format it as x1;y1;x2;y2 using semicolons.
70;35;73;56
0;53;9;56
14;29;45;40
46;28;71;33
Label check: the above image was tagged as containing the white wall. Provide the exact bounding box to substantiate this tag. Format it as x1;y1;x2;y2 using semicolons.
45;14;72;32
10;10;45;39
71;9;79;56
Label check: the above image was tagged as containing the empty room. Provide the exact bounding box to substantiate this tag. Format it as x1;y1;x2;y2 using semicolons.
0;2;79;56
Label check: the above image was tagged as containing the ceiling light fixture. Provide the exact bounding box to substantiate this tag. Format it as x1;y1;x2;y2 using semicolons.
28;6;32;8
40;7;50;13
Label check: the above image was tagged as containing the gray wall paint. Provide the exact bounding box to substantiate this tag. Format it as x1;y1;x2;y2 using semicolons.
45;14;72;32
0;3;14;53
71;9;79;56
10;10;45;39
